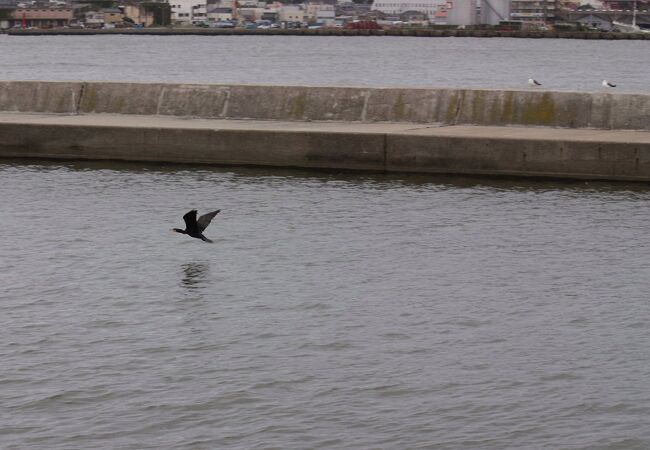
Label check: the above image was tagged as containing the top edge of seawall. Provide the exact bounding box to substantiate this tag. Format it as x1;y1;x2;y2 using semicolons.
0;80;647;96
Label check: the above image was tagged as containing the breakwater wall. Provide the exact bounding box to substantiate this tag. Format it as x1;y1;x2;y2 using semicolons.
7;27;650;40
2;81;650;130
1;81;650;180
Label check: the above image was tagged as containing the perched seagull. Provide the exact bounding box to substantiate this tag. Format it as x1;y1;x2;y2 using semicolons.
172;209;220;243
602;80;617;88
528;78;542;87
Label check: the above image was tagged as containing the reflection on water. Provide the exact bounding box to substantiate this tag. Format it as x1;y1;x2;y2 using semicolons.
4;157;650;195
181;262;209;292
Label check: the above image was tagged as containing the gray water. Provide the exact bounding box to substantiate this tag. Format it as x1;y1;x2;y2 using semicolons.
0;34;649;92
2;160;650;449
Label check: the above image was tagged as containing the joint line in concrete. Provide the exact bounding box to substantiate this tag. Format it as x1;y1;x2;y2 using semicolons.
75;82;86;115
360;90;370;122
221;87;231;118
451;91;463;126
156;87;166;116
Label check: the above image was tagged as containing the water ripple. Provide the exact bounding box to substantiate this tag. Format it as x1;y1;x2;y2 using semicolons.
1;161;650;449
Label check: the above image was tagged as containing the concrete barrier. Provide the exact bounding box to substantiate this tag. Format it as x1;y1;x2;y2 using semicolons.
0;119;389;171
2;81;650;130
2;81;650;180
386;127;650;179
76;82;650;130
0;81;82;114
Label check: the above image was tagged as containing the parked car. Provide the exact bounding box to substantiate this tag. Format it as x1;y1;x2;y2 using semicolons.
209;20;235;28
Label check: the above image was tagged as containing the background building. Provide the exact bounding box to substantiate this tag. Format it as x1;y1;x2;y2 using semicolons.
510;0;558;24
305;2;335;25
278;4;305;22
446;0;478;24
170;0;204;23
10;5;74;28
371;0;478;24
207;5;232;20
371;0;445;19
480;0;510;24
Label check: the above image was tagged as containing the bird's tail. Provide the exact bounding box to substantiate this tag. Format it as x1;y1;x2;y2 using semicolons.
201;235;213;243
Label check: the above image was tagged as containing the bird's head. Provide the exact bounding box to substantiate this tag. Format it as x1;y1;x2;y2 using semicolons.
172;228;186;234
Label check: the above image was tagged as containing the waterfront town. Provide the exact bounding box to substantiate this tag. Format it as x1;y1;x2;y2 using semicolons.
0;0;648;32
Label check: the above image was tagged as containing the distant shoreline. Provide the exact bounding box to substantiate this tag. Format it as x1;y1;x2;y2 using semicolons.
5;27;650;40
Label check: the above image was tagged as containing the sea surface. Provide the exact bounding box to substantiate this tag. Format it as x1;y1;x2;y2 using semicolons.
1;160;650;449
0;34;649;92
1;35;650;449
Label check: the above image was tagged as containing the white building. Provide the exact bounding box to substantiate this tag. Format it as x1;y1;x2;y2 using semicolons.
191;3;207;23
371;0;446;18
279;5;305;23
316;8;335;25
237;6;265;21
479;0;509;24
207;6;233;21
372;0;476;24
305;2;336;25
509;0;558;24
170;0;206;23
84;11;105;27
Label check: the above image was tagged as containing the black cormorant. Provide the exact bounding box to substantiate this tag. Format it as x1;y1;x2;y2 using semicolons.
172;210;220;243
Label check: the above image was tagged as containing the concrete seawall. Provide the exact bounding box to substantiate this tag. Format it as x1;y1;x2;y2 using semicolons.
1;81;650;180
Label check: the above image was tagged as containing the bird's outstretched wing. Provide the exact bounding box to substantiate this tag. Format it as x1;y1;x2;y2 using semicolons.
183;210;199;234
197;210;221;232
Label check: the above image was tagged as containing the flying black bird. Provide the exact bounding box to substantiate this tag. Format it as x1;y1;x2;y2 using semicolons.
602;80;616;88
528;78;542;87
172;209;220;243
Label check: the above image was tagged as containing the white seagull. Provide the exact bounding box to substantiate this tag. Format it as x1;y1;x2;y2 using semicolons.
528;78;542;87
602;80;616;88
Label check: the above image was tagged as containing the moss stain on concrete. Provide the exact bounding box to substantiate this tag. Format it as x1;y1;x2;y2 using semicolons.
501;91;515;124
55;87;69;112
392;93;406;120
81;86;98;112
521;92;556;126
113;93;125;113
445;90;461;123
289;92;307;119
470;90;486;123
